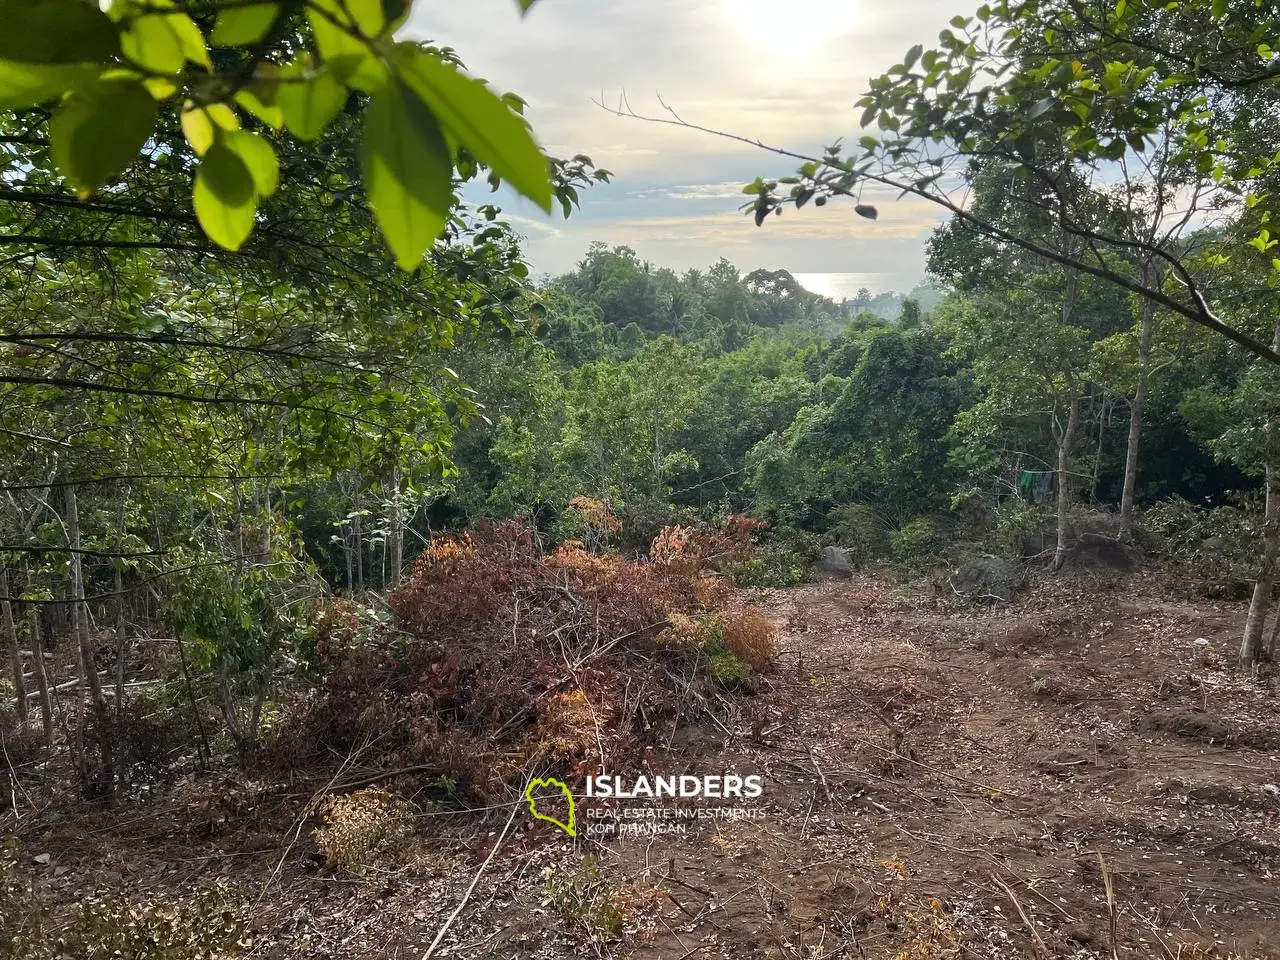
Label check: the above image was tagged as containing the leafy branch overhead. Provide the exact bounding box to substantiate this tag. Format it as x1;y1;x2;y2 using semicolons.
727;0;1280;365
0;0;607;269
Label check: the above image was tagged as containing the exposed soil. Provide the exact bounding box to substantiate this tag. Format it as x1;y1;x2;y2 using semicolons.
8;572;1280;959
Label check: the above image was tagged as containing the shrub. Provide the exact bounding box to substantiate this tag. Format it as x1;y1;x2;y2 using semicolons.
0;707;43;777
713;607;779;672
1142;496;1259;598
698;638;752;690
114;697;189;788
890;516;942;570
14;884;249;960
546;855;627;942
313;787;415;874
827;503;890;564
731;526;821;588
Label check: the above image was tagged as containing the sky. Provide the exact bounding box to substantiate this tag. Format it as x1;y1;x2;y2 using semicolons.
404;0;966;293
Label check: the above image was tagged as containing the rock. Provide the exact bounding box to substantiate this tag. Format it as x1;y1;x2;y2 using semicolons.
32;853;50;866
1263;783;1279;799
948;555;1022;602
1193;637;1210;648
816;546;856;578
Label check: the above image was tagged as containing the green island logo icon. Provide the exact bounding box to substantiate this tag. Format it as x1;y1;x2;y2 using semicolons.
524;777;576;836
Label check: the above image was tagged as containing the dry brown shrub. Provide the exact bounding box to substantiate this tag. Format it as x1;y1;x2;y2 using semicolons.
655;612;700;650
313;787;414;874
528;690;603;764
714;606;780;672
568;496;623;537
270;516;766;801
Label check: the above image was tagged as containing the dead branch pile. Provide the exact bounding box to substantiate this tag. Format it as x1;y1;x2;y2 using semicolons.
267;519;778;799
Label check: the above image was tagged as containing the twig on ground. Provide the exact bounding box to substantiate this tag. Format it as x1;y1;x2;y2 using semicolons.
992;872;1051;960
421;798;520;960
808;746;835;806
1099;853;1119;960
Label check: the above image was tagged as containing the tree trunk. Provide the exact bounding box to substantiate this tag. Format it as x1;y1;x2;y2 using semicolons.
354;512;364;591
1;568;28;722
1120;266;1157;537
1090;395;1107;504
27;608;52;747
113;561;126;728
388;465;404;589
343;523;354;591
1052;393;1081;572
1240;463;1279;668
66;484;114;802
1240;317;1280;668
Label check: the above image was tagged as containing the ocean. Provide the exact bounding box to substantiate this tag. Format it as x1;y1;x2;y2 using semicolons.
792;272;900;300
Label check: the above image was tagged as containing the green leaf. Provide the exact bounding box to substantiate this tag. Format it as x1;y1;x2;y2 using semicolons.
277;59;347;140
223;130;279;197
194;141;257;250
307;0;387;92
120;3;210;73
211;2;280;47
513;0;539;10
395;46;552;212
361;79;453;270
235;88;283;128
0;0;119;64
181;101;238;157
904;44;923;70
234;70;284;128
0;59;98;109
50;76;157;195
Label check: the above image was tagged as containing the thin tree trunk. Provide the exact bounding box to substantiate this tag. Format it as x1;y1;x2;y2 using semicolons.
27;608;53;747
113;492;128;728
1240;317;1280;668
388;465;404;589
66;484;114;802
1;568;27;722
113;562;126;728
1091;395;1107;504
1120;268;1157;536
1052;393;1081;572
344;524;354;592
354;512;364;591
175;630;209;771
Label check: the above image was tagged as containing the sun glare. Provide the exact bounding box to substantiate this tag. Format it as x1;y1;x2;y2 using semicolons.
723;0;862;59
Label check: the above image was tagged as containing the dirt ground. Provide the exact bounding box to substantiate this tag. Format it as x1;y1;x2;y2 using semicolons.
9;571;1280;959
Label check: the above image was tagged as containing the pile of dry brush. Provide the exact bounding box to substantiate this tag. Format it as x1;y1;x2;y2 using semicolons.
268;517;779;799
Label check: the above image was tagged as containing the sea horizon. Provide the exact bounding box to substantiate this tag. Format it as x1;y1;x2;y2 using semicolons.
792;272;910;300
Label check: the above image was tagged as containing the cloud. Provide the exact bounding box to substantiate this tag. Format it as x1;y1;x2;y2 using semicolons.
409;0;962;290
